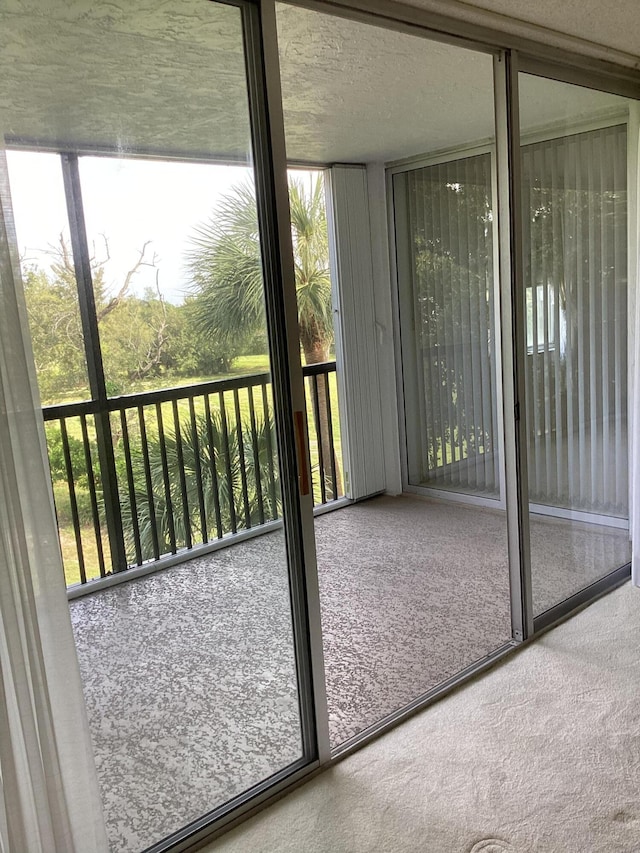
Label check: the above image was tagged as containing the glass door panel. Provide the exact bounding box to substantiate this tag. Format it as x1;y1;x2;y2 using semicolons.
518;74;632;616
277;2;512;751
394;154;501;498
2;2;314;849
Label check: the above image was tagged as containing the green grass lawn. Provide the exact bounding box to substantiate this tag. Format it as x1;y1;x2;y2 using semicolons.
41;354;273;409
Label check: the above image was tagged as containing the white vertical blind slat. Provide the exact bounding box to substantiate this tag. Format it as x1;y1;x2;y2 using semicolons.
437;167;454;484
550;141;564;501
587;134;599;508
522;123;627;518
466;156;482;489
614;130;626;510
407;171;427;478
541;142;553;500
397;153;498;497
603;130;613;506
564;136;577;503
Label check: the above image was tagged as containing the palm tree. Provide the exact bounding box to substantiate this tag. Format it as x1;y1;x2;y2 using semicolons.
188;174;342;498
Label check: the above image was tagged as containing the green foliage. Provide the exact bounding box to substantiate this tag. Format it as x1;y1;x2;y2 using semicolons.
187;174;333;364
164;299;245;377
44;424;100;530
23;261;238;405
52;481;95;528
119;410;280;562
188;183;264;352
99;291;171;387
23;266;88;401
288;178;333;357
45;424;92;486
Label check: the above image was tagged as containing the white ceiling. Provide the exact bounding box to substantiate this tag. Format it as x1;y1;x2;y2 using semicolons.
0;0;635;165
399;0;640;64
276;4;629;163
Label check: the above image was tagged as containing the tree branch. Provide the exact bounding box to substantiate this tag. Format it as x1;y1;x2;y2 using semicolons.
96;240;154;322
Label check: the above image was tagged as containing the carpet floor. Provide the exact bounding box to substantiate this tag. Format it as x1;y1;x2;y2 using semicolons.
205;581;640;853
69;494;631;852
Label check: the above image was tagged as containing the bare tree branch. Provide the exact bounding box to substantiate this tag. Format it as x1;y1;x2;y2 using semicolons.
96;240;154;322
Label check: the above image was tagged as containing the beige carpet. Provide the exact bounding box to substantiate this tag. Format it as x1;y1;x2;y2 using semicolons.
204;582;640;853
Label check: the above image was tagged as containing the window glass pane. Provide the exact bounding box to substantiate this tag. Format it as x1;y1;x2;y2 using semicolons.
278;1;511;752
6;150;89;404
519;75;632;615
78;156;257;396
394;154;500;497
1;2;309;849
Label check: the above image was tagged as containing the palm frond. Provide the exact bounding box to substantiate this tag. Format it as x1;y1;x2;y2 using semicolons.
187;174;333;360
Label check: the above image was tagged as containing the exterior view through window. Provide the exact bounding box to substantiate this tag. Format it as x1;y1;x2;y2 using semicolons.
8;152;342;585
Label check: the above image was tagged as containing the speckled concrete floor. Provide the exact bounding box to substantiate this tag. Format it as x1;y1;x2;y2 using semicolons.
69;494;630;852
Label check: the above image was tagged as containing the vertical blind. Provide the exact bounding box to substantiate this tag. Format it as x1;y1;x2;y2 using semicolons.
394;153;500;497
521;124;628;518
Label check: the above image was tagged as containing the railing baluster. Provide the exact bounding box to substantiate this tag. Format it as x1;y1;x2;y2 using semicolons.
247;385;265;525
233;388;251;528
155;403;177;555
120;410;142;567
204;394;223;539
138;405;160;561
323;371;338;500
261;382;278;520
188;396;208;544
304;377;315;501
80;413;106;577
171;399;192;550
311;374;327;505
218;392;237;534
60;417;86;585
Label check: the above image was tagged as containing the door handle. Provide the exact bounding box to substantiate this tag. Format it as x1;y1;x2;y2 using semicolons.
294;409;310;496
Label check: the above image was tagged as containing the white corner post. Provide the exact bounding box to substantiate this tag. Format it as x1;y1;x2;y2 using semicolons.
325;164;394;500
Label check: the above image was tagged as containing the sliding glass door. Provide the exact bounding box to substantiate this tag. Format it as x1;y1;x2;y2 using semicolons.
518;74;633;617
276;0;513;752
1;1;317;850
394;153;501;499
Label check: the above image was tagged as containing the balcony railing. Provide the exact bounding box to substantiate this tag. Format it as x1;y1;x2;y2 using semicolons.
43;361;343;588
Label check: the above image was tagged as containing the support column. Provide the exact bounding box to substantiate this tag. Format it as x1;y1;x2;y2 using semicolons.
61;153;127;574
326;165;386;500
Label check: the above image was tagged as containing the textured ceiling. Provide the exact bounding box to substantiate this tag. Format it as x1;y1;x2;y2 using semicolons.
401;0;640;64
276;4;628;163
277;4;497;162
0;0;634;164
0;0;252;158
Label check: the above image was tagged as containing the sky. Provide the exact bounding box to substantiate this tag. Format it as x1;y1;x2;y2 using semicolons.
6;150;318;306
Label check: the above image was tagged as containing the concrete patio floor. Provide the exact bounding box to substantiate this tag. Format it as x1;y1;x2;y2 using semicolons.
69;493;630;852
